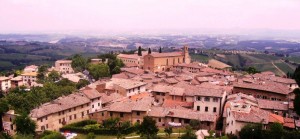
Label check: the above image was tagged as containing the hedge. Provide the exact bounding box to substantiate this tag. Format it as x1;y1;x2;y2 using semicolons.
59;120;136;135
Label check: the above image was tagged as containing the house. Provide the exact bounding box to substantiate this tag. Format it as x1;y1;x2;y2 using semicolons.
111;78;147;97
1;110;17;135
81;88;102;113
55;60;74;74
173;62;207;73
29;93;91;132
24;65;38;73
0;76;11;92
143;46;191;72
21;72;37;86
10;76;23;88
233;81;291;101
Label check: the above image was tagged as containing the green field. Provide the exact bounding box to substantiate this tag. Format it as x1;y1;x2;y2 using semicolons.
190;54;211;63
274;62;296;74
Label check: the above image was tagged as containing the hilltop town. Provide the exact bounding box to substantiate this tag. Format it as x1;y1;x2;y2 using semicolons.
1;46;300;139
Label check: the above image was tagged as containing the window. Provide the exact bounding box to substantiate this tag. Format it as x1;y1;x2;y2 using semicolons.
205;97;210;102
82;112;84;117
102;112;104;116
197;96;201;101
40;118;43;122
213;98;218;102
98;103;100;106
74;107;76;111
120;113;124;118
74;114;77;119
205;107;208;112
156;92;160;95
179;118;182;123
197;106;200;111
69;115;72;120
110;112;113;117
138;87;140;90
87;110;89;114
158;118;161;122
213;107;217;113
171;118;174;122
92;105;94;108
59;119;61;123
69;109;71;112
137;111;140;116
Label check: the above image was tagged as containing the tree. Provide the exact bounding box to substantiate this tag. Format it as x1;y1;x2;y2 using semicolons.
293;88;300;115
269;122;284;139
112;66;121;75
138;46;142;56
48;71;60;82
137;116;159;139
246;67;260;74
14;114;36;135
159;47;162;53
294;65;300;85
87;64;110;80
239;124;263;139
76;79;90;89
189;119;201;130
86;132;95;139
0;99;9;131
164;127;173;138
71;54;88;72
148;48;152;54
41;131;65;139
181;125;197;139
37;65;49;82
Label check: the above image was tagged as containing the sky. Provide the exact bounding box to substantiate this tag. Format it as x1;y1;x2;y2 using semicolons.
0;0;300;35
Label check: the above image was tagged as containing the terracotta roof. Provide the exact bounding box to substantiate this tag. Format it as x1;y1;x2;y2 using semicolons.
232;107;269;124
166;107;216;122
173;82;224;97
163;78;179;84
21;72;37;77
233;82;291;95
227;93;257;103
82;88;101;99
56;60;72;63
108;95;153;112
111;78;147;89
121;68;144;75
174;62;205;69
283;117;295;128
269;113;284;124
112;73;129;79
269;76;296;84
152;84;185;96
257;99;288;111
30;93;90;118
148;106;169;117
0;76;10;81
147;52;183;58
10;76;22;81
118;54;140;59
162;99;193;108
101;93;123;104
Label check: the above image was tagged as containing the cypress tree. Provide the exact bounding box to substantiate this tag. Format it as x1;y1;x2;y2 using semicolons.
148;48;151;54
138;46;142;56
159;47;162;53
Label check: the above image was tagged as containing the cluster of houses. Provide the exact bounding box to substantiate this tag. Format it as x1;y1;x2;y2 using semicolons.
1;46;300;137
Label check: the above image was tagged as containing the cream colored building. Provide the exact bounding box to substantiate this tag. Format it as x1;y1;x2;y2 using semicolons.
29;93;91;132
10;76;23;88
0;76;11;92
21;72;37;86
55;60;74;74
24;65;38;73
143;46;191;72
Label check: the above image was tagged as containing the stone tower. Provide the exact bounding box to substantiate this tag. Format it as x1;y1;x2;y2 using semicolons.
183;45;191;64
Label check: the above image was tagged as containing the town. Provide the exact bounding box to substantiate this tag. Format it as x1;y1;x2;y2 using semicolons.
1;45;300;139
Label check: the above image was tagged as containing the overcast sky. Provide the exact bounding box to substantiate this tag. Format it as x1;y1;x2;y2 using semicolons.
1;0;300;34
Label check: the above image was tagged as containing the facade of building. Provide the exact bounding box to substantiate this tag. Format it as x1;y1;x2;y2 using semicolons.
1;110;17;135
143;46;191;72
111;78;147;97
0;76;11;92
10;76;23;88
21;72;37;86
55;60;74;74
29;93;91;132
